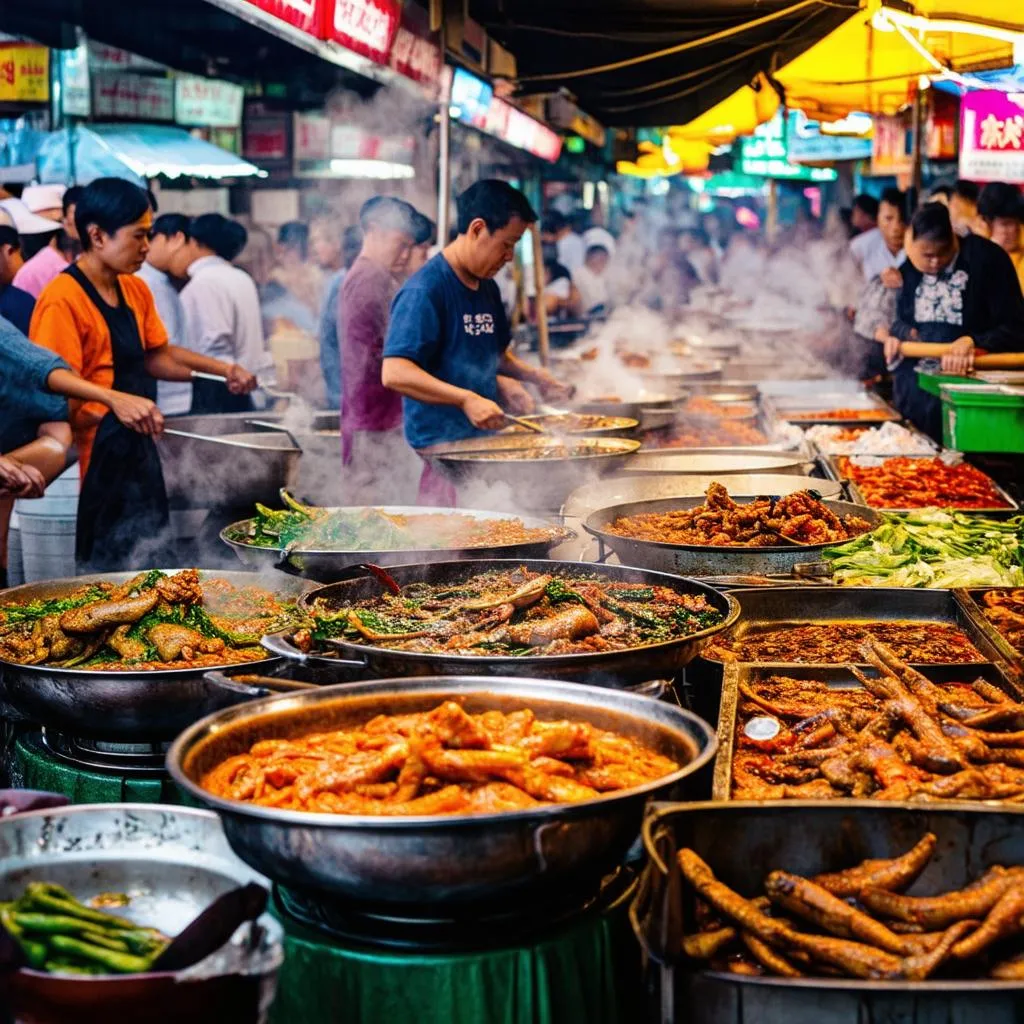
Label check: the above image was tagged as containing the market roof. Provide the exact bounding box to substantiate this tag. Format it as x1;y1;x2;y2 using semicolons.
469;0;851;126
37;125;267;184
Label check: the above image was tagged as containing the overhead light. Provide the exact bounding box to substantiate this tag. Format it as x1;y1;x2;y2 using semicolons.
328;159;415;179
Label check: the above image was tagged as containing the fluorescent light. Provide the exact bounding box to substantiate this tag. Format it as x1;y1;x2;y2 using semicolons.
328;159;415;179
880;4;1024;47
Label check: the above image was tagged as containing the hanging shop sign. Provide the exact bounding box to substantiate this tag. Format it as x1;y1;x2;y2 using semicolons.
738;113;836;181
87;42;164;73
59;41;91;117
92;71;174;121
870;112;913;176
0;44;49;104
294;111;331;160
388;2;442;89
927;89;958;162
174;75;245;129
325;0;400;65
450;67;493;128
243;103;291;163
240;0;322;37
787;111;871;163
547;94;606;149
959;90;1024;182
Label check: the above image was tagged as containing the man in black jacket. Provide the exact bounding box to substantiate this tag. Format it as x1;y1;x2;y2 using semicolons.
882;202;1024;439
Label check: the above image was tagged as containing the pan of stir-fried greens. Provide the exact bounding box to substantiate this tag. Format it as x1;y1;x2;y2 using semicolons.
0;570;312;741
220;491;575;581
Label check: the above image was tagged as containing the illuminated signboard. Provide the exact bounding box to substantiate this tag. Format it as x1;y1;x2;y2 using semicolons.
738;113;837;182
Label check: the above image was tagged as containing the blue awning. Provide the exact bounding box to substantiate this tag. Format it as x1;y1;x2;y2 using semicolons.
37;124;267;185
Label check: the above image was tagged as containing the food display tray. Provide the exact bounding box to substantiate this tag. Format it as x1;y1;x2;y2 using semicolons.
697;586;1013;669
821;453;1020;516
633;801;1024;1021
766;392;901;426
711;662;1024;801
957;588;1024;681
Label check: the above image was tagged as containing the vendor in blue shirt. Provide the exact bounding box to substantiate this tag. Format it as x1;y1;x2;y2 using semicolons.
382;180;570;504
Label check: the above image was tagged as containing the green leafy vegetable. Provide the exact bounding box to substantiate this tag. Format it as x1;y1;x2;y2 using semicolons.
545;579;583;604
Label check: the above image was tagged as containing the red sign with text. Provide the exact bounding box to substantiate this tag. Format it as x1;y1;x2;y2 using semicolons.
325;0;400;65
241;0;322;36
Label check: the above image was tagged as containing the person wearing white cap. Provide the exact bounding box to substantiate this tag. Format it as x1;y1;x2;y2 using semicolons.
21;184;66;223
7;194;74;299
0;197;59;237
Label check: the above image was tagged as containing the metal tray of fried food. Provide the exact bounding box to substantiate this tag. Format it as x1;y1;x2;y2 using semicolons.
633;800;1024;1020
698;587;1011;669
822;453;1020;516
711;660;1024;802
765;392;901;426
958;588;1024;680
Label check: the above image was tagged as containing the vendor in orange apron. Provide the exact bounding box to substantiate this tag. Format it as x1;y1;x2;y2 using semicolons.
30;177;258;571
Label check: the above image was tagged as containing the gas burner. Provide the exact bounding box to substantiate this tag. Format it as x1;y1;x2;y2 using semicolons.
274;867;636;952
37;729;170;776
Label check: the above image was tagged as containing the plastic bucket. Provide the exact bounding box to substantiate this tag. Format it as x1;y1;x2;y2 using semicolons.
15;466;79;582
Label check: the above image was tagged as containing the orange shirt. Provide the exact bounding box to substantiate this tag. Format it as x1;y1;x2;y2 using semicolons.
29;269;168;478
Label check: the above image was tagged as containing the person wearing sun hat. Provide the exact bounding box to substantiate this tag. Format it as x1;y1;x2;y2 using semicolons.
4;192;74;299
21;184;66;223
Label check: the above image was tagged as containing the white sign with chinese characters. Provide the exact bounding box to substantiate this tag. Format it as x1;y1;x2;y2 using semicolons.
174;75;245;129
959;90;1024;183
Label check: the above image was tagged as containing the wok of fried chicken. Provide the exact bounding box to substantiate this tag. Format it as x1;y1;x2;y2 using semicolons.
731;641;1024;802
201;700;681;816
678;835;1024;980
607;484;871;548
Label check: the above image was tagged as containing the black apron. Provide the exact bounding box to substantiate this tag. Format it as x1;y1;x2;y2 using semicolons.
892;319;960;444
189;377;254;415
68;264;173;572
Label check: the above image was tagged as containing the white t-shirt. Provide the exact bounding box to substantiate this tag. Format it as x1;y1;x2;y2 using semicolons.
556;233;585;273
850;227;904;282
573;264;609;313
582;227;616;255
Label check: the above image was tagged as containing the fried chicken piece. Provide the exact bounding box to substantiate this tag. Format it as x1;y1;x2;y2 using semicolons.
812;833;936;898
741;932;804;977
462;782;539;813
59;589;159;634
155;568;203;605
951;886;1024;960
682;926;737;960
148;623;225;662
107;624;147;661
420;742;529;784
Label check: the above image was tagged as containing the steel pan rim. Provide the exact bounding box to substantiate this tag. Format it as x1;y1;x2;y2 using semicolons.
290;558;740;668
582;497;879;555
167;675;718;830
0;568;308;679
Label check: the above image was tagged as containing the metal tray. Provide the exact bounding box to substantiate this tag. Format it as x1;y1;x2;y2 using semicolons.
698;586;1011;669
712;662;1024;801
958;588;1024;678
623;449;814;477
583;497;881;578
767;392;901;426
826;454;1020;515
633;801;1024;1022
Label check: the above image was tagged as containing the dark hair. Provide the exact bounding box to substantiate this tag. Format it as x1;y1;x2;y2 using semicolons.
928;183;953;201
358;196;416;236
146;188;159;213
911;202;955;245
585;244;610;261
541;212;567;235
278;220;309;258
853;193;879;219
75;177;151;251
978;182;1024;222
954;179;980;204
342;224;362;267
191;213;248;262
0;225;21;252
879;187;906;218
61;185;84;217
545;258;570;283
457;180;537;235
410;210;435;247
150;213;191;240
20;229;58;261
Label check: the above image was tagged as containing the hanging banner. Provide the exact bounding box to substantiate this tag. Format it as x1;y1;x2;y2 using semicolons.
959;90;1024;183
243;103;291;163
60;41;92;117
294;112;331;160
87;42;164;72
92;71;174;121
325;0;400;65
871;112;913;176
240;0;323;37
175;75;245;128
0;44;49;104
388;2;441;89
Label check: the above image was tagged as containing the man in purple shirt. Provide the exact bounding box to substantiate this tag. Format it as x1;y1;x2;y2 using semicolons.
339;196;422;503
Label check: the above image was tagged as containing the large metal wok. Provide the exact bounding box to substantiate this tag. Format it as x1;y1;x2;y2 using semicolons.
220;505;576;582
0;570;309;741
623;449;813;476
0;803;282;1024
158;431;300;511
584;496;881;577
262;558;739;687
167;675;717;911
419;436;641;513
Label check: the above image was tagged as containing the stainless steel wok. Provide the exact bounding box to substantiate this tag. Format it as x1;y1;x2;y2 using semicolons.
220;505;576;582
264;558;739;687
0;570;309;741
167;675;717;910
158;431;301;511
0;803;282;1024
584;496;881;577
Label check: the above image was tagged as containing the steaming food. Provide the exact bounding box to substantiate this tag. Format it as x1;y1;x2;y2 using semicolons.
500;413;635;434
645;421;769;448
199;700;680;816
677;397;758;419
0;569;301;670
979;589;1024;658
731;643;1024;803
605;483;871;547
296;566;724;657
781;407;900;422
705;621;984;664
228;492;566;551
837;456;1011;510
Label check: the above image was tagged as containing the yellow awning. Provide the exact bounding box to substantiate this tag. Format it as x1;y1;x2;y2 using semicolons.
777;0;1020;118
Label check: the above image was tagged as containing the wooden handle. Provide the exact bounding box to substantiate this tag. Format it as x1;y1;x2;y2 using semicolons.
529;222;551;369
900;342;1024;369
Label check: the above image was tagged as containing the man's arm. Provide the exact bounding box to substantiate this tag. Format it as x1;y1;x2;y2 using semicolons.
498;349;573;400
381;357;505;430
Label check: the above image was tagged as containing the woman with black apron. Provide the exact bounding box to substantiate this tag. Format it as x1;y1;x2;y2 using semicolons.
884;202;1024;442
28;177;258;572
